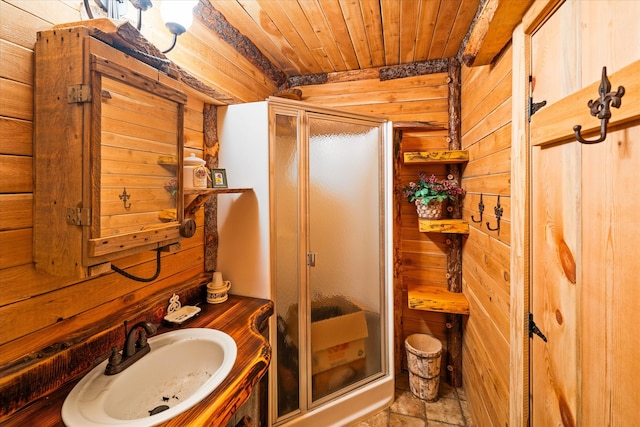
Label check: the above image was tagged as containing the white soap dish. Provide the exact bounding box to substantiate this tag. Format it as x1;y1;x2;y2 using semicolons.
164;305;201;324
163;293;200;325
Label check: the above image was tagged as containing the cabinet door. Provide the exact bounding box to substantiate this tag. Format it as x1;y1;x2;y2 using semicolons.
85;58;186;261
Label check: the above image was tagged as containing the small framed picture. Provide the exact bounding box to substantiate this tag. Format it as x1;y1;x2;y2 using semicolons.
211;168;228;188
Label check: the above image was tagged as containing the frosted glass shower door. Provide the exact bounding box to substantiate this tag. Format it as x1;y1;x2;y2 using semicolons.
307;115;384;403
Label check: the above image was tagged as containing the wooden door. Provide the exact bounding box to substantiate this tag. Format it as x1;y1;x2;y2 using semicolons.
529;1;640;425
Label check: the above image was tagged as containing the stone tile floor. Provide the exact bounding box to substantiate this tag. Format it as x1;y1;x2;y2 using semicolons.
349;372;474;427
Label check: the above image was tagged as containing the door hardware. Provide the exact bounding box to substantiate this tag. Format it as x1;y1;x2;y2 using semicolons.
573;66;625;144
529;312;548;342
471;193;484;223
307;252;316;267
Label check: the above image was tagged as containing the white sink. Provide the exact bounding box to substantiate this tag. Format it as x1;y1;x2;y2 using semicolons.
62;328;237;427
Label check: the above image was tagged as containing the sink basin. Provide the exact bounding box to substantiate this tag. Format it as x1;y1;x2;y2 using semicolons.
62;328;237;427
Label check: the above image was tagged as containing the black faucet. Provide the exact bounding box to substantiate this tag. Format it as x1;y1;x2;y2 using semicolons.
105;321;157;375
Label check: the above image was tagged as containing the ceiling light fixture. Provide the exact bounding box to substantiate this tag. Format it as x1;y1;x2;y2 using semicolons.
82;0;197;54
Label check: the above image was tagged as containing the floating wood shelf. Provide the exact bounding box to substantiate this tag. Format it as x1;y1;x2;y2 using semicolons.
404;150;469;164
393;121;448;132
407;284;470;315
418;219;469;234
185;188;252;216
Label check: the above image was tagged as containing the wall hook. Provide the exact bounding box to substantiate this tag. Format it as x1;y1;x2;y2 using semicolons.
573;66;625;144
119;187;132;210
486;195;503;232
471;193;484;223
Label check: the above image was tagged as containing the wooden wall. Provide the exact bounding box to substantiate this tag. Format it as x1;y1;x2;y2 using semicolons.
460;46;513;426
296;73;452;376
0;1;270;419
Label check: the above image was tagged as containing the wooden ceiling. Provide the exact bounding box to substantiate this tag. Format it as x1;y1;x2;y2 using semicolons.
205;0;482;79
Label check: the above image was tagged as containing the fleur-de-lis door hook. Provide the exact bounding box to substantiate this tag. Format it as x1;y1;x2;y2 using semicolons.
573;66;625;144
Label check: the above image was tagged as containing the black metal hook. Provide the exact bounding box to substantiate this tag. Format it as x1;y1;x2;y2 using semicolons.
471;193;484;223
573;66;625;144
119;187;132;210
486;195;503;232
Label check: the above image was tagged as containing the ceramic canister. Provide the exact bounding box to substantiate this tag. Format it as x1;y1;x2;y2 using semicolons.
184;153;208;189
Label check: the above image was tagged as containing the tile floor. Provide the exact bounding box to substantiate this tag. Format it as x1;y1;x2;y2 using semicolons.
349;372;474;427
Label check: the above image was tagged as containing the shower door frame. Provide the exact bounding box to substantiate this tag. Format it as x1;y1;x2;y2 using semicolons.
268;97;394;426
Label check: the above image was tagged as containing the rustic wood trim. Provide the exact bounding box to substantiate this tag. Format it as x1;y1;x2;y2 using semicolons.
204;104;218;272
393;129;403;376
195;1;287;87
446;313;463;388
447;57;463;388
379;58;449;81
286;73;329;88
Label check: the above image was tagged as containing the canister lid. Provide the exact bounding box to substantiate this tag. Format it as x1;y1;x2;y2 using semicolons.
184;153;206;166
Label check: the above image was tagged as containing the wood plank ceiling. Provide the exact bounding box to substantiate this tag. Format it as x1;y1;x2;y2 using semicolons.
205;0;482;81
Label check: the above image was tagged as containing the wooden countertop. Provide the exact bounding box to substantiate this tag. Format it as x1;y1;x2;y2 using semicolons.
2;295;273;427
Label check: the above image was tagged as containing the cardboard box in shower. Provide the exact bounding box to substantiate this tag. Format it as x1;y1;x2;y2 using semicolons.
287;296;369;374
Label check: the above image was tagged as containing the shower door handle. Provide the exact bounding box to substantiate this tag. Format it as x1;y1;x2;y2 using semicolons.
307;252;316;267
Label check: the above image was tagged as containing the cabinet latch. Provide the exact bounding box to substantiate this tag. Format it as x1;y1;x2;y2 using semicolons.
66;207;91;226
67;85;92;103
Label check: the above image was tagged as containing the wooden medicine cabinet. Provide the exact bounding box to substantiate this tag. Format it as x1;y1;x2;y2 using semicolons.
34;27;187;278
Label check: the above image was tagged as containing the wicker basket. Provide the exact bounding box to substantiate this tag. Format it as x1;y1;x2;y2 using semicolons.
415;198;446;219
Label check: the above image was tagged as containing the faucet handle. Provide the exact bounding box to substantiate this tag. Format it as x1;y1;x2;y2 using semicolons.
105;346;122;373
137;330;148;348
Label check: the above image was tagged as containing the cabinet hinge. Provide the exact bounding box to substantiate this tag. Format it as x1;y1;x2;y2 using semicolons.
528;97;547;121
66;207;91;226
67;85;92;103
528;312;548;342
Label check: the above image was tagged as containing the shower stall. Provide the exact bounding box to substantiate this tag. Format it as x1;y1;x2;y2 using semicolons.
216;97;393;426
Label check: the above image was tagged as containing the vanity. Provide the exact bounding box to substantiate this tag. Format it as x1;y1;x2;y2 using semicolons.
1;286;273;427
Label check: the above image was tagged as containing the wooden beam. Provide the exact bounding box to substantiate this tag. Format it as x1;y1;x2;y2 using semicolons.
204;104;218;272
462;0;534;67
379;58;449;81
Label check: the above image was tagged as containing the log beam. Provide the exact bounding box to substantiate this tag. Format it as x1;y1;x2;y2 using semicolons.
204;104;218;272
462;0;534;67
195;1;287;87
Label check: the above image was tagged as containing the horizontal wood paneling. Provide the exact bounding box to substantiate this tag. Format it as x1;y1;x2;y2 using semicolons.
0;118;31;156
0;194;31;230
0;155;31;193
0;39;33;84
0;1;273;418
460;42;513;427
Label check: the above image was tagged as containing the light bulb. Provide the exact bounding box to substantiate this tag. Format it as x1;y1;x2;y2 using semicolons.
160;0;198;34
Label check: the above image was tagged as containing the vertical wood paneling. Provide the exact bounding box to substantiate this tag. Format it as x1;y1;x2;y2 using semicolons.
461;43;513;427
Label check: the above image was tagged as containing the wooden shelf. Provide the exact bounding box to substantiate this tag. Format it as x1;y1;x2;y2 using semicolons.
418;219;469;234
404;150;469;164
393;121;448;132
185;187;252;216
407;284;469;315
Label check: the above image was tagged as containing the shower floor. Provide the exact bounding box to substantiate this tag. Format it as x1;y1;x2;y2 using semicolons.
349;371;474;427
